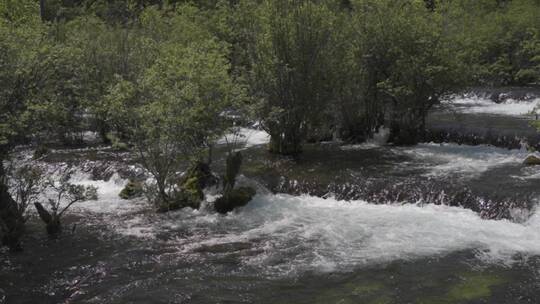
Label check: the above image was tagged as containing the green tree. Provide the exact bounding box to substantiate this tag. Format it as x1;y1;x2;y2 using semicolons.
106;38;237;210
252;0;337;155
0;0;46;250
352;0;464;145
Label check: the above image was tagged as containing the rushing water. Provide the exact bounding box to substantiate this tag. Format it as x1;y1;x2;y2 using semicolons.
2;94;540;303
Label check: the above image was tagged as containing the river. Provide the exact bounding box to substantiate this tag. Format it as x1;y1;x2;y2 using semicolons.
1;92;540;303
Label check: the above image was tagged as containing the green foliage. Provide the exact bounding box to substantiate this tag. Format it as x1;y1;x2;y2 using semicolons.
101;7;238;207
0;163;44;250
119;179;143;199
447;0;540;85
34;168;98;235
252;0;338;154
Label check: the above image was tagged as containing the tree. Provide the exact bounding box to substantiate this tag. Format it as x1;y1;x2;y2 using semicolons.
34;168;97;235
105;36;237;210
0;164;44;250
0;0;47;250
447;0;540;86
351;0;464;145
252;0;337;155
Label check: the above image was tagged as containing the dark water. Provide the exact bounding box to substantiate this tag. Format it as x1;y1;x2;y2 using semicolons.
2;95;540;304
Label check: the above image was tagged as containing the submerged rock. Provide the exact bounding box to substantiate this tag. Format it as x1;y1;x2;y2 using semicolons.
214;187;256;214
445;272;506;302
119;180;143;199
523;154;540;165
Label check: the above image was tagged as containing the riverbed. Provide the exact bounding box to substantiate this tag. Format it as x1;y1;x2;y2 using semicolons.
1;92;540;303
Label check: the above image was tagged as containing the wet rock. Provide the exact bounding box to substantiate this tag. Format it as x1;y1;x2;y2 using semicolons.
119;179;143;200
214;187;256;214
179;162;217;196
523;154;540;166
156;162;217;212
156;191;200;212
32;145;49;160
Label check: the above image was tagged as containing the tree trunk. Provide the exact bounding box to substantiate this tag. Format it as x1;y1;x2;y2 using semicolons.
40;0;46;21
34;202;62;235
268;132;302;156
0;159;25;251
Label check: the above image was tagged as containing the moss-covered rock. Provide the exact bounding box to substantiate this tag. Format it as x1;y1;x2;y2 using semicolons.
523;154;540;166
156;191;201;212
180;162;216;194
155;162;217;212
214;186;256;214
119;180;143;200
416;272;506;304
445;273;505;302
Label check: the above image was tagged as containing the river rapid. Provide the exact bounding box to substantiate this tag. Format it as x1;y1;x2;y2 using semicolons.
1;92;540;303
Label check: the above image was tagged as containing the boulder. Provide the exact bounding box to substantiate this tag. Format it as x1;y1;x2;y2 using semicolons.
214;187;256;214
523;154;540;166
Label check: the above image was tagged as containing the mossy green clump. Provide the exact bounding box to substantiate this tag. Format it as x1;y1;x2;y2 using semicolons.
417;272;506;304
214;186;256;214
445;273;505;302
181;176;204;200
106;132;128;151
156;191;201;212
156;162;215;212
368;295;392;304
350;281;385;295
314;280;390;304
119;179;143;200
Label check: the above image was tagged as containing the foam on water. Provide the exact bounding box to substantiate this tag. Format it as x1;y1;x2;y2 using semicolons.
68;171;146;215
341;128;390;150
47;145;540;275
114;193;540;275
217;128;270;149
443;96;540;116
399;143;527;177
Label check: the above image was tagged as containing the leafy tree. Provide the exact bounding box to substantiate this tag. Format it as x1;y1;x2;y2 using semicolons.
105;37;237;210
0;0;47;250
252;0;337;155
350;0;464;145
34;168;98;235
0;164;44;251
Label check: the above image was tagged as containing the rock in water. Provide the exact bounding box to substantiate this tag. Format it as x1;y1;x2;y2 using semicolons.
523;154;540;166
214;187;256;214
119;180;143;199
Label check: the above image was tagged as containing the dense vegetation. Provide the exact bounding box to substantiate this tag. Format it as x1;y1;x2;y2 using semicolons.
1;0;539;250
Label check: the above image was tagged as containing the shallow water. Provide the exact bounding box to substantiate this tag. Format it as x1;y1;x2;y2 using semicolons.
2;95;540;303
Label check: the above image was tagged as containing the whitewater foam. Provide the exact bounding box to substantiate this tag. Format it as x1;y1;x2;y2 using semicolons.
399;143;527;177
35;148;540;275
84;191;540;275
443;96;540;116
217;128;270;149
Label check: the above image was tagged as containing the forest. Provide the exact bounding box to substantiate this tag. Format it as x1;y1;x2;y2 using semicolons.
1;0;540;303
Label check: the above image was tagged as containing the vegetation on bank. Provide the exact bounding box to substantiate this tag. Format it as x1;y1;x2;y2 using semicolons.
1;0;539;250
